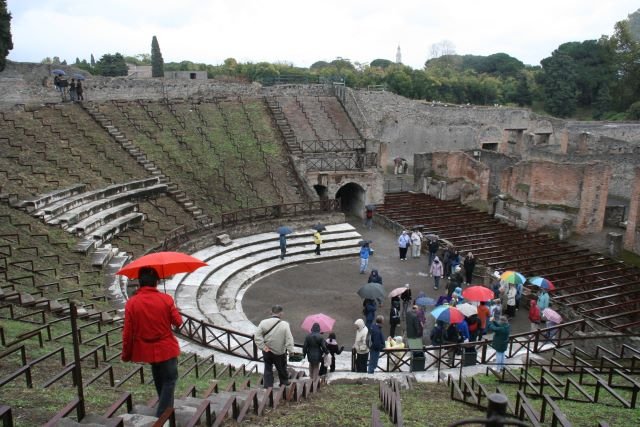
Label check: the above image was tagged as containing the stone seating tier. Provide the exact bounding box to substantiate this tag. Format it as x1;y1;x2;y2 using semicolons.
165;223;361;334
34;177;160;221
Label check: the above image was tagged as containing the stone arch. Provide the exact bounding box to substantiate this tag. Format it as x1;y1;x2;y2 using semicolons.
335;182;366;215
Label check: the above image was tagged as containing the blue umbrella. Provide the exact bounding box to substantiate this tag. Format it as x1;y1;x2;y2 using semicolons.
415;296;436;307
73;73;86;80
51;69;65;75
277;226;293;235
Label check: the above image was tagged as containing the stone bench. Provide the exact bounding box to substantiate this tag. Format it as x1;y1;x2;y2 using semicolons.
67;202;138;236
13;183;86;212
88;212;145;248
35;177;160;220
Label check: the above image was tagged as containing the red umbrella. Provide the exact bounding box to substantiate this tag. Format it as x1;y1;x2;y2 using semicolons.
116;251;207;279
301;313;335;333
462;285;495;302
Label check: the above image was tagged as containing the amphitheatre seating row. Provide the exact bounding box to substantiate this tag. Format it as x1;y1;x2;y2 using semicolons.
164;223;361;333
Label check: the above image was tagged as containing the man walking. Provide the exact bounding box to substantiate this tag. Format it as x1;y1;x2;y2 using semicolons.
254;305;294;388
122;267;183;417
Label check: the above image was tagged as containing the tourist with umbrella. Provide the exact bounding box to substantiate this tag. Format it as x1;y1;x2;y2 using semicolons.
537;288;550;311
359;241;373;274
362;298;377;330
542;306;562;341
302;322;329;381
528;299;542;332
368;269;383;285
277;226;292;260
389;297;401;337
312;228;322;255
118;252;207;418
400;284;412;317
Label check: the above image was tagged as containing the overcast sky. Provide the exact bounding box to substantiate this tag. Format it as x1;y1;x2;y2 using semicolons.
6;0;639;69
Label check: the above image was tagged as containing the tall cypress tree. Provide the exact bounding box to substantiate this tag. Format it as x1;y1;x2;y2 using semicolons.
90;53;95;67
0;0;13;72
151;36;164;77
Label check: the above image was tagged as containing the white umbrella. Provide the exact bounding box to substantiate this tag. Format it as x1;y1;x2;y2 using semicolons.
456;303;478;317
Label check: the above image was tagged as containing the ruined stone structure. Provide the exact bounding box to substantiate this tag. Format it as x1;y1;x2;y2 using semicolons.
2;61;639;252
624;167;640;253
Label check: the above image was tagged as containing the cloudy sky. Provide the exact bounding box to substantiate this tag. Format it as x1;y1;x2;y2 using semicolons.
6;0;639;69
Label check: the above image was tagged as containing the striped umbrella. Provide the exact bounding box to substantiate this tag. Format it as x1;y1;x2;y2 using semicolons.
528;276;556;291
430;305;465;324
500;270;526;285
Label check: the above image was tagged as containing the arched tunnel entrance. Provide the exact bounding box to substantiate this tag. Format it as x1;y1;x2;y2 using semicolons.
335;182;366;216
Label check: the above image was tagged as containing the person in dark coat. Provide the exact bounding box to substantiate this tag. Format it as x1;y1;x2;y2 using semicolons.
463;252;476;285
302;323;328;381
279;234;287;260
363;299;377;330
405;305;422;340
368;315;385;374
389;297;401;337
448;266;464;297
76;80;84;101
323;332;344;373
427;239;440;266
368;269;383;285
400;284;412;317
488;316;511;371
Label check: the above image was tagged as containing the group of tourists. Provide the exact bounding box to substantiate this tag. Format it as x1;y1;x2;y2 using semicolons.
53;75;84;102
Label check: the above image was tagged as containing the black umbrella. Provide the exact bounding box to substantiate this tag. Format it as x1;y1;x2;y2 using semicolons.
312;224;326;232
51;69;65;75
357;282;385;301
358;240;373;246
73;73;86;81
277;226;293;235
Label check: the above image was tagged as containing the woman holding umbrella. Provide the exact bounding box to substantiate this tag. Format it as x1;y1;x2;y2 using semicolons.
121;267;183;417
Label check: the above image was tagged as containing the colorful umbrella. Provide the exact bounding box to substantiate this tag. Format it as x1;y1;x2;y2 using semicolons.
542;308;562;324
388;287;407;298
415;296;436;307
301;313;335;333
430;306;464;323
462;285;495;302
116;251;207;279
500;270;526;285
456;303;478;317
277;226;293;235
528;276;556;291
357;282;385;301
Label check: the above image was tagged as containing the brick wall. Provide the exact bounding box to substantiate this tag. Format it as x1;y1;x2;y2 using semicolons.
624;167;640;253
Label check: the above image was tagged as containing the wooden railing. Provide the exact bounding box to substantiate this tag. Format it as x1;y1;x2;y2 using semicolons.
220;200;340;228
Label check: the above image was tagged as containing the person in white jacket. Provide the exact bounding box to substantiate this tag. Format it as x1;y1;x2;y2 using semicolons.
506;284;517;319
410;230;423;258
353;318;369;372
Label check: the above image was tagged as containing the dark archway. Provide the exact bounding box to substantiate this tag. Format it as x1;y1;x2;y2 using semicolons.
335;182;366;216
313;184;328;200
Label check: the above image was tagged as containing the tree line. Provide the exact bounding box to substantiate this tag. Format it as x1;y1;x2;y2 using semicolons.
0;1;638;120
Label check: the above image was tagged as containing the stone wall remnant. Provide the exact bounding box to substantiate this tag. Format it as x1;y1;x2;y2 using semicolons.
623;167;640;254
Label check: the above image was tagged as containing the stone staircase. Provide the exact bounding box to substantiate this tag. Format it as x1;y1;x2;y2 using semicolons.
81;102;213;226
264;97;302;154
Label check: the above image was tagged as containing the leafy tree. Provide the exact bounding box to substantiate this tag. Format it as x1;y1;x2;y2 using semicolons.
0;0;12;72
593;83;611;119
370;58;393;68
540;52;577;117
627;101;640;119
151;35;164;77
511;72;532;106
628;9;640;42
310;60;329;70
95;53;128;76
479;53;524;77
609;20;640;111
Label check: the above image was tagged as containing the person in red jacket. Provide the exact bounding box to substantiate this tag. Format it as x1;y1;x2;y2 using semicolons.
122;267;183;417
